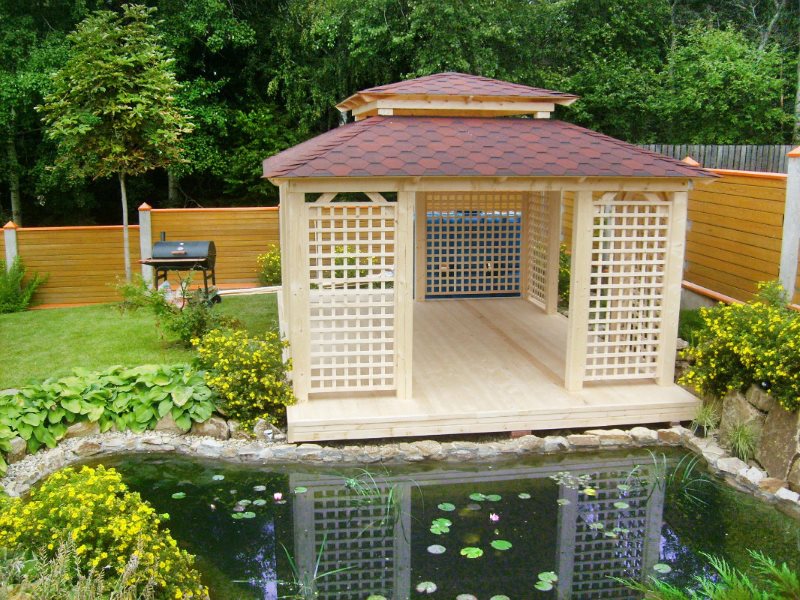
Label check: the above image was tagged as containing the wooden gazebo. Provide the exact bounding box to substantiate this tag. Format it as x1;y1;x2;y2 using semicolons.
263;73;710;442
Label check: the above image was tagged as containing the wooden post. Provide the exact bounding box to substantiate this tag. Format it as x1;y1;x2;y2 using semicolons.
564;190;594;392
3;221;18;271
545;190;562;314
657;191;688;385
520;192;531;298
414;193;427;301
779;147;800;300
138;203;154;285
285;190;311;402
278;183;291;342
395;191;415;400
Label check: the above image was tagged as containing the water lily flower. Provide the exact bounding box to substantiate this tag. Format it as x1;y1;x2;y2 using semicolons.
273;492;283;502
489;513;500;522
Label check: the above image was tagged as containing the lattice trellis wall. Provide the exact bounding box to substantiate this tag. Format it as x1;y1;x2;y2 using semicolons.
526;191;550;307
292;482;410;600
566;469;661;598
424;192;523;297
585;197;671;382
307;199;397;393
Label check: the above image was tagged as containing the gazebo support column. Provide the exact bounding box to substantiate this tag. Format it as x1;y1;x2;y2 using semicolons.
395;191;415;399
564;190;593;391
283;190;311;402
545;190;562;314
656;190;688;385
414;193;427;301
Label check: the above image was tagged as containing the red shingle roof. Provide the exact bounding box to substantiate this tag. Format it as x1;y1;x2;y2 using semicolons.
359;72;577;100
262;116;712;180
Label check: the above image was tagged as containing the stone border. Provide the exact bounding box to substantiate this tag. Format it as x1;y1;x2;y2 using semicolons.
1;425;798;517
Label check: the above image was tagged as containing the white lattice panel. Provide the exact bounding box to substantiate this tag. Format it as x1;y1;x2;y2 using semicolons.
571;470;652;598
585;199;671;381
526;191;550;307
424;193;523;297
308;202;396;393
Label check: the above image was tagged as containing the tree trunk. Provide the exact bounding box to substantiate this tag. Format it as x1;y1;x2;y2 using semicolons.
6;109;22;226
119;172;132;281
167;168;179;205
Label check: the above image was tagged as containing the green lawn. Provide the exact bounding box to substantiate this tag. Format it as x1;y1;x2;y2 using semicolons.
0;294;278;389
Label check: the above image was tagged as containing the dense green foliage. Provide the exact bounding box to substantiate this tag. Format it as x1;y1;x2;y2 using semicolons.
257;245;282;286
0;465;208;598
681;282;800;412
0;0;797;226
0;257;46;313
622;550;800;599
0;364;216;474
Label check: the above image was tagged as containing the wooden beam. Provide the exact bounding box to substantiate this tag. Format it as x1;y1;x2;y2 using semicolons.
281;177;695;194
415;193;427;301
285;191;311;401
657;191;688;385
564;190;594;391
350;97;557;119
545;190;562;314
395;191;415;400
278;183;291;347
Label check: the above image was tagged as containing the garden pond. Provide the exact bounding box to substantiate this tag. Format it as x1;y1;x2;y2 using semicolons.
88;449;800;599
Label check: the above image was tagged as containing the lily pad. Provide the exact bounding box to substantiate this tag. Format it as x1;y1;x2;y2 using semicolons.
469;493;487;502
456;595;478;600
367;596;388;600
427;544;446;555
242;511;256;519
460;547;484;559
538;571;558;583
486;494;502;502
231;513;245;520
653;563;673;574
466;503;483;511
252;499;267;506
582;487;597;496
490;540;513;551
253;485;266;492
415;581;437;594
211;475;225;481
171;492;187;500
237;499;252;506
293;486;308;494
490;596;511;600
518;492;531;499
556;498;571;506
534;580;553;591
438;502;456;512
588;522;604;530
430;518;452;535
613;501;630;509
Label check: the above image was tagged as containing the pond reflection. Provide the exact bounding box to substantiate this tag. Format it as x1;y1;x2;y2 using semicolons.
96;451;799;600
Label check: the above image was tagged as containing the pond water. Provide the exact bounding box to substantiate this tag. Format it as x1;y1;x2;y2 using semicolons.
91;449;800;600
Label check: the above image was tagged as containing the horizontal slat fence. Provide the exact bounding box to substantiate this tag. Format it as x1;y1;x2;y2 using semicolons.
16;226;140;305
684;171;787;302
639;144;792;173
149;207;279;286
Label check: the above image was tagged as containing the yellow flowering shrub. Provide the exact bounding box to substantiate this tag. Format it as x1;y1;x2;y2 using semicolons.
0;465;208;599
193;328;295;429
681;281;800;412
256;245;281;286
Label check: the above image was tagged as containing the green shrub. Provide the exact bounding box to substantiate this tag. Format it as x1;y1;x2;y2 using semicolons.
119;275;239;346
726;422;758;461
256;245;281;286
0;465;208;599
0;257;47;313
678;308;706;343
0;364;217;475
681;281;800;412
193;328;294;429
691;401;721;436
558;244;570;309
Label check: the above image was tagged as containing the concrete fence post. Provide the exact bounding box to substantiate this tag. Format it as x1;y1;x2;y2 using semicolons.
779;148;800;301
3;221;18;271
138;203;154;285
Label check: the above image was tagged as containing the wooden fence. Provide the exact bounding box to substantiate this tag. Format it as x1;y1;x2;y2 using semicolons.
3;206;278;307
638;145;792;174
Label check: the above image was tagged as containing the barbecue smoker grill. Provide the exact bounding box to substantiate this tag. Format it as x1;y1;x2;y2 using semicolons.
141;240;217;295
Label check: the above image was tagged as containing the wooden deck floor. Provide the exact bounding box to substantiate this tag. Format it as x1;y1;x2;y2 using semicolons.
287;298;699;442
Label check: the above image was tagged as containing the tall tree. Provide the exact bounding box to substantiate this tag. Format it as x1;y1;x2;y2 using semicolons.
39;4;192;279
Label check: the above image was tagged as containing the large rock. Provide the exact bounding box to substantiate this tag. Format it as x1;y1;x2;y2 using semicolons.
788;458;800;493
745;385;776;413
65;421;100;439
155;413;186;435
7;436;26;463
719;390;765;446
756;404;800;480
191;416;230;440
